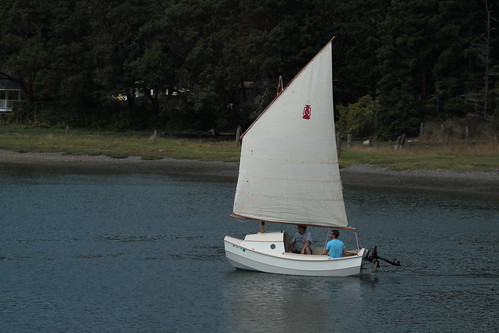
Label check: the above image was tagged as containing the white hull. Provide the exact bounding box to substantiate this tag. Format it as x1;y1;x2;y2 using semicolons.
224;232;366;277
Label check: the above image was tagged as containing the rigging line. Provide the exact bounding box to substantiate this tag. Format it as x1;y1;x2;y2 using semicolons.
323;227;332;248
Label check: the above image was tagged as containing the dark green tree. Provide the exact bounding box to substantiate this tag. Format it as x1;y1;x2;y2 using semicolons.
375;0;440;139
0;0;53;120
0;0;495;137
430;0;493;120
86;0;152;118
333;0;390;105
34;0;98;125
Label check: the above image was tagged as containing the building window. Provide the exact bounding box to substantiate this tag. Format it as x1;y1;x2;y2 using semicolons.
0;89;23;112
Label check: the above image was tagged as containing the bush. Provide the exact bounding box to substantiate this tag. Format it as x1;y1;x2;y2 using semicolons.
337;95;379;137
8;104;31;123
34;105;83;127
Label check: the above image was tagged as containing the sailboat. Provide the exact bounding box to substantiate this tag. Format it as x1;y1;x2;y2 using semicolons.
224;39;370;277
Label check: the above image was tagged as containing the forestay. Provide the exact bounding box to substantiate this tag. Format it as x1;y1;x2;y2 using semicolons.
233;41;348;228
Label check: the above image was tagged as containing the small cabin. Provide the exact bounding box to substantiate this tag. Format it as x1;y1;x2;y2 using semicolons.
0;79;24;113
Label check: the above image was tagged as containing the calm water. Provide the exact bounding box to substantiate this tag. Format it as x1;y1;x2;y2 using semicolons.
1;166;498;332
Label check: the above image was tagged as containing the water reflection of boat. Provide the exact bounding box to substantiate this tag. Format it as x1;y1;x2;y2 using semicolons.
224;39;367;276
223;271;363;331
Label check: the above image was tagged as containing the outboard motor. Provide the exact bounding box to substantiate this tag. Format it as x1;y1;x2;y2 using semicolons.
364;246;401;271
364;247;378;262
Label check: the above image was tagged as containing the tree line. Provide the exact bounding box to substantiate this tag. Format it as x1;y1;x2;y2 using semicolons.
1;0;497;139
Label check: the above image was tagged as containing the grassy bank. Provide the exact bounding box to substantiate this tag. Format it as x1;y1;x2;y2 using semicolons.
339;143;498;173
0;125;497;173
0;126;240;162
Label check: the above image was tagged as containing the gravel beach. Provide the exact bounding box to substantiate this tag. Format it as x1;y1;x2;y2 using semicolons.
1;149;498;196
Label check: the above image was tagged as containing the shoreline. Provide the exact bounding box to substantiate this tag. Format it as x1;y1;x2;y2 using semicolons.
1;149;498;196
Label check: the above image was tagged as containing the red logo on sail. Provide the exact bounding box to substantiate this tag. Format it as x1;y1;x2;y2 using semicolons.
303;104;311;119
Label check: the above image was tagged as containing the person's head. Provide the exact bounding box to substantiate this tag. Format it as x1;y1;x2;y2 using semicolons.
331;230;340;239
297;225;307;234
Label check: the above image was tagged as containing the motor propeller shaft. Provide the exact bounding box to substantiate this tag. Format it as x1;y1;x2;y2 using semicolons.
377;255;401;266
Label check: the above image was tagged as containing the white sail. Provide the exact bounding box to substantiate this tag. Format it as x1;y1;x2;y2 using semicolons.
233;41;348;228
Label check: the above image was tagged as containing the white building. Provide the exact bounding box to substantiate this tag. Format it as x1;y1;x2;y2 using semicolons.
0;79;23;113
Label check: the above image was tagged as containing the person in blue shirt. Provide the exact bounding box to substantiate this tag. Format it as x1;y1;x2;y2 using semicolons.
323;230;356;258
